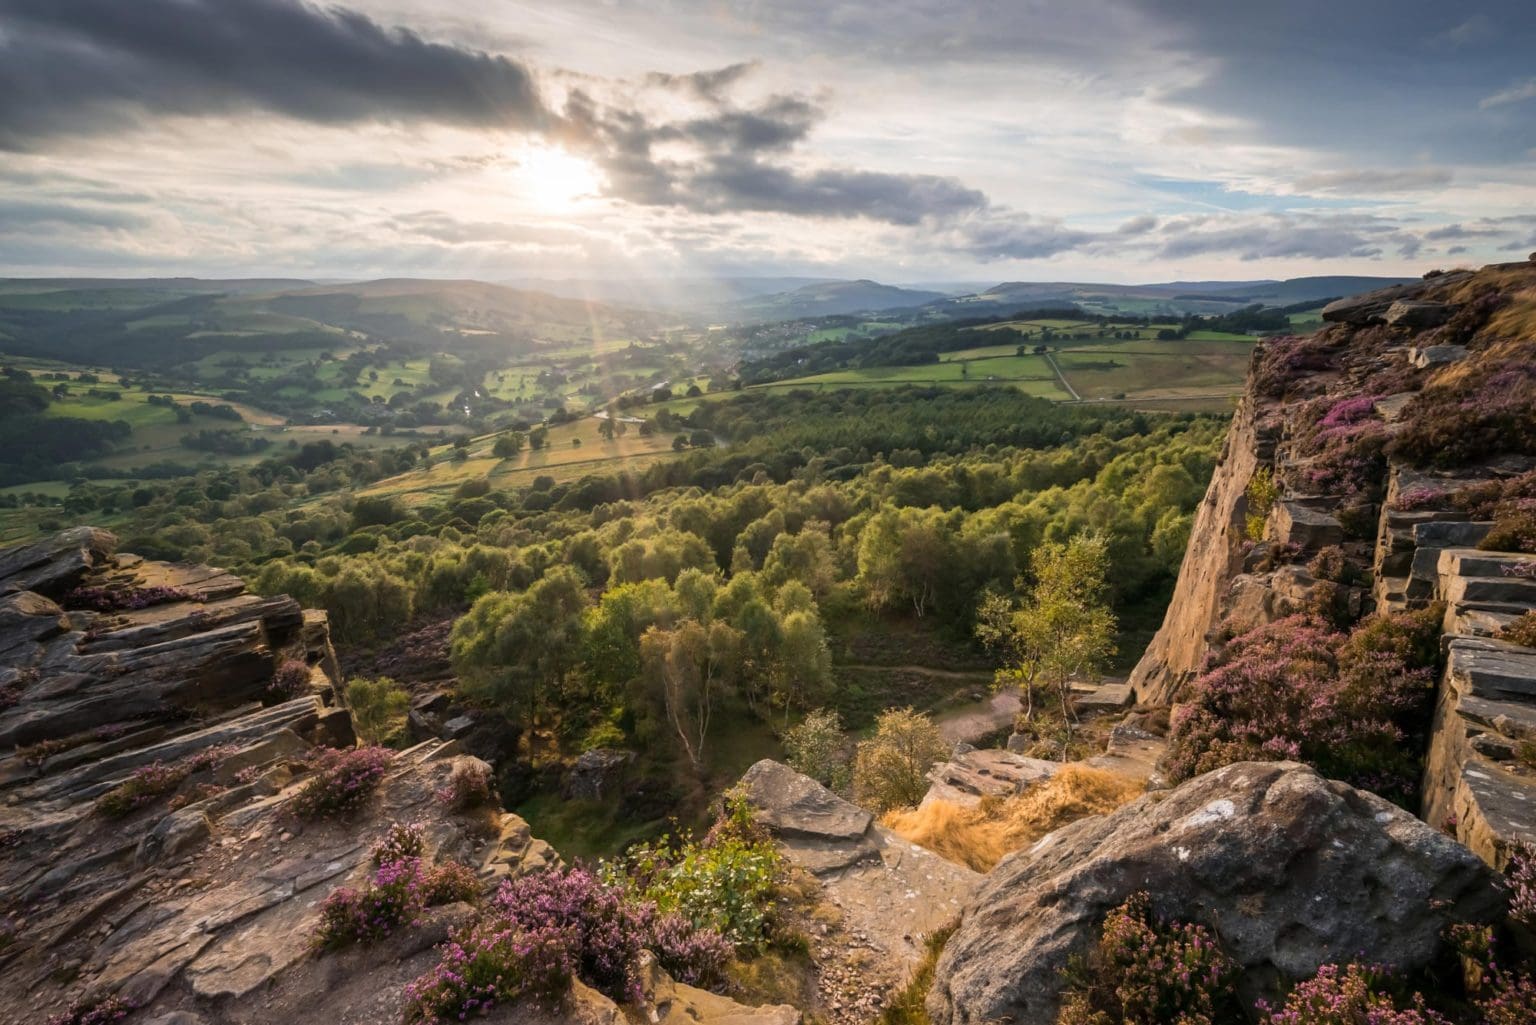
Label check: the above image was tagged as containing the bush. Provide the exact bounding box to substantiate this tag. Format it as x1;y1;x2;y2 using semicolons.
371;821;426;865
62;585;196;612
94;744;235;817
44;996;137;1025
314;856;427;949
437;759;493;810
617;827;781;947
783;708;849;791
648;911;733;989
490;866;649;1001
422;860;482;906
1391;359;1536;468
291;745;391;819
1253;335;1337;398
346;676;411;746
1166;609;1440;802
854;707;949;813
403;918;576;1023
1256;963;1449;1025
1245;467;1280;541
269;658;311;698
1057;892;1240;1025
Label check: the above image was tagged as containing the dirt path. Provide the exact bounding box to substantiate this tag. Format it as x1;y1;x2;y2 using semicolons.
838;663;993;681
936;690;1022;745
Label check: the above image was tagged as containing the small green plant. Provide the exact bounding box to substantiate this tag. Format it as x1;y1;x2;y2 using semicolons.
1245;467;1281;541
783;708;849;791
346;676;411;746
853;707;949;813
878;924;955;1025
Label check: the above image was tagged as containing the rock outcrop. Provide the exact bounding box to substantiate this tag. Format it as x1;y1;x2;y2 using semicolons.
928;761;1504;1025
0;531;552;1025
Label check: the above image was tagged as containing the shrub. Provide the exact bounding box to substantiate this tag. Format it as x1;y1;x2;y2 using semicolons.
290;745;391;819
1253;335;1337;398
853;707;950;813
62;585;196;612
1508;842;1536;929
1477;968;1536;1025
371;821;426;865
491;866;649;1001
437;759;493;810
94;744;236;817
1391;359;1536;468
314;856;427;949
783;708;850;791
618;829;781;947
648;911;733;989
1245;467;1280;541
269;658;312;698
422;860;482;906
346;676;411;746
403;918;576;1023
1166;610;1439;802
1255;963;1449;1025
1057;892;1240;1025
1481;500;1536;555
43;996;137;1025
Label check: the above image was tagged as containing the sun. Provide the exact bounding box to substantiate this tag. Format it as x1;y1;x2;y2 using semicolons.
513;145;602;210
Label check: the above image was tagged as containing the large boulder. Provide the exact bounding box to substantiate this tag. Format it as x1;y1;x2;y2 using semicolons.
928;761;1504;1025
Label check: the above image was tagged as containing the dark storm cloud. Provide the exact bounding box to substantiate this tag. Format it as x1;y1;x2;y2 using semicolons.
0;0;547;149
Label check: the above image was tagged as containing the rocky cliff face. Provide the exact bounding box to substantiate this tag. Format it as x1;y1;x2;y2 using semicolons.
0;529;560;1025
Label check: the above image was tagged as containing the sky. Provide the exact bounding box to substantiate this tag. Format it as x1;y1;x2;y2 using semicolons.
1;0;1534;285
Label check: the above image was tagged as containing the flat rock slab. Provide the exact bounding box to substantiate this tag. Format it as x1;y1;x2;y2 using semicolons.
924;749;1059;808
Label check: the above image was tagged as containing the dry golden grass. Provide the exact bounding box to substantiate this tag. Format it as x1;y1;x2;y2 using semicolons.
881;765;1143;872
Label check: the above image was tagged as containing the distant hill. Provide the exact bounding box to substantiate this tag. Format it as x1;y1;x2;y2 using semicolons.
506;276;840;310
724;279;952;320
934;275;1418;318
0;277;316;296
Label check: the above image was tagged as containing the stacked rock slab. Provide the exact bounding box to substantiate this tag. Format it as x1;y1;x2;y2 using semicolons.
0;530;557;1024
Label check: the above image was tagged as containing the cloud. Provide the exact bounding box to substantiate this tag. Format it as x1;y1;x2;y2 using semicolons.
0;0;547;149
1480;78;1536;109
1149;214;1416;261
1292;168;1453;194
645;62;761;104
0;199;149;231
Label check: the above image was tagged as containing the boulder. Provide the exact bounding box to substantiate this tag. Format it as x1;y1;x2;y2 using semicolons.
1409;344;1470;368
638;953;800;1025
563;748;635;801
1322;282;1427;325
738;758;872;842
1270;500;1344;551
1384;300;1454;329
928;761;1504;1025
0;526;116;597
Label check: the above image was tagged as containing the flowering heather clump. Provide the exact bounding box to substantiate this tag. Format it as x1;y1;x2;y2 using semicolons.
1391;359;1536;468
648;910;732;989
1477;968;1536;1025
1057;891;1239;1025
371;821;427;865
290;745;391;819
437;759;493;811
62;584;198;612
1255;963;1449;1025
1166;609;1440;802
1253;334;1337;398
1397;485;1449;511
421;860;481;906
491;866;649;1001
1508;842;1536;929
268;658;312;698
402;918;576;1024
314;856;428;949
19;737;71;767
43;995;136;1025
95;760;192;817
1481;499;1536;555
1499;612;1536;649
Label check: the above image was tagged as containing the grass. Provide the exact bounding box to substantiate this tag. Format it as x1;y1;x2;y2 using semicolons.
877;923;957;1025
881;765;1143;872
1054;347;1251;402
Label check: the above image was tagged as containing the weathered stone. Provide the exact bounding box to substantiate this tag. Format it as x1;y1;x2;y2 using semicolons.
739;759;872;842
1385;300;1454;329
1322;282;1428;324
0;526;116;597
563;748;635;801
1270;500;1344;550
638;953;800;1025
923;749;1058;807
1409;344;1470;368
929;762;1503;1025
136;809;213;865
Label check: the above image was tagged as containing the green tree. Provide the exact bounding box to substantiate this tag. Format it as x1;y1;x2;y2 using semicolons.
976;532;1117;753
639;619;743;772
492;432;525;459
451;566;589;747
783;708;849;791
346;676;411;745
853;707;948;813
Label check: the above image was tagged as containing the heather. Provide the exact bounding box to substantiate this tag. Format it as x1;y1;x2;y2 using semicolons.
1166;608;1442;803
1290;395;1390;499
314;855;432;949
1497;612;1536;649
437;758;493;810
268;658;311;698
62;584;197;612
1390;359;1536;469
94;744;237;817
1056;892;1241;1025
1253;334;1338;399
289;745;391;819
1255;963;1448;1025
43;996;136;1025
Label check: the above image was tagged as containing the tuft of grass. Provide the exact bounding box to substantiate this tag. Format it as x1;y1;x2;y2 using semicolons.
881;765;1142;872
877;923;956;1025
